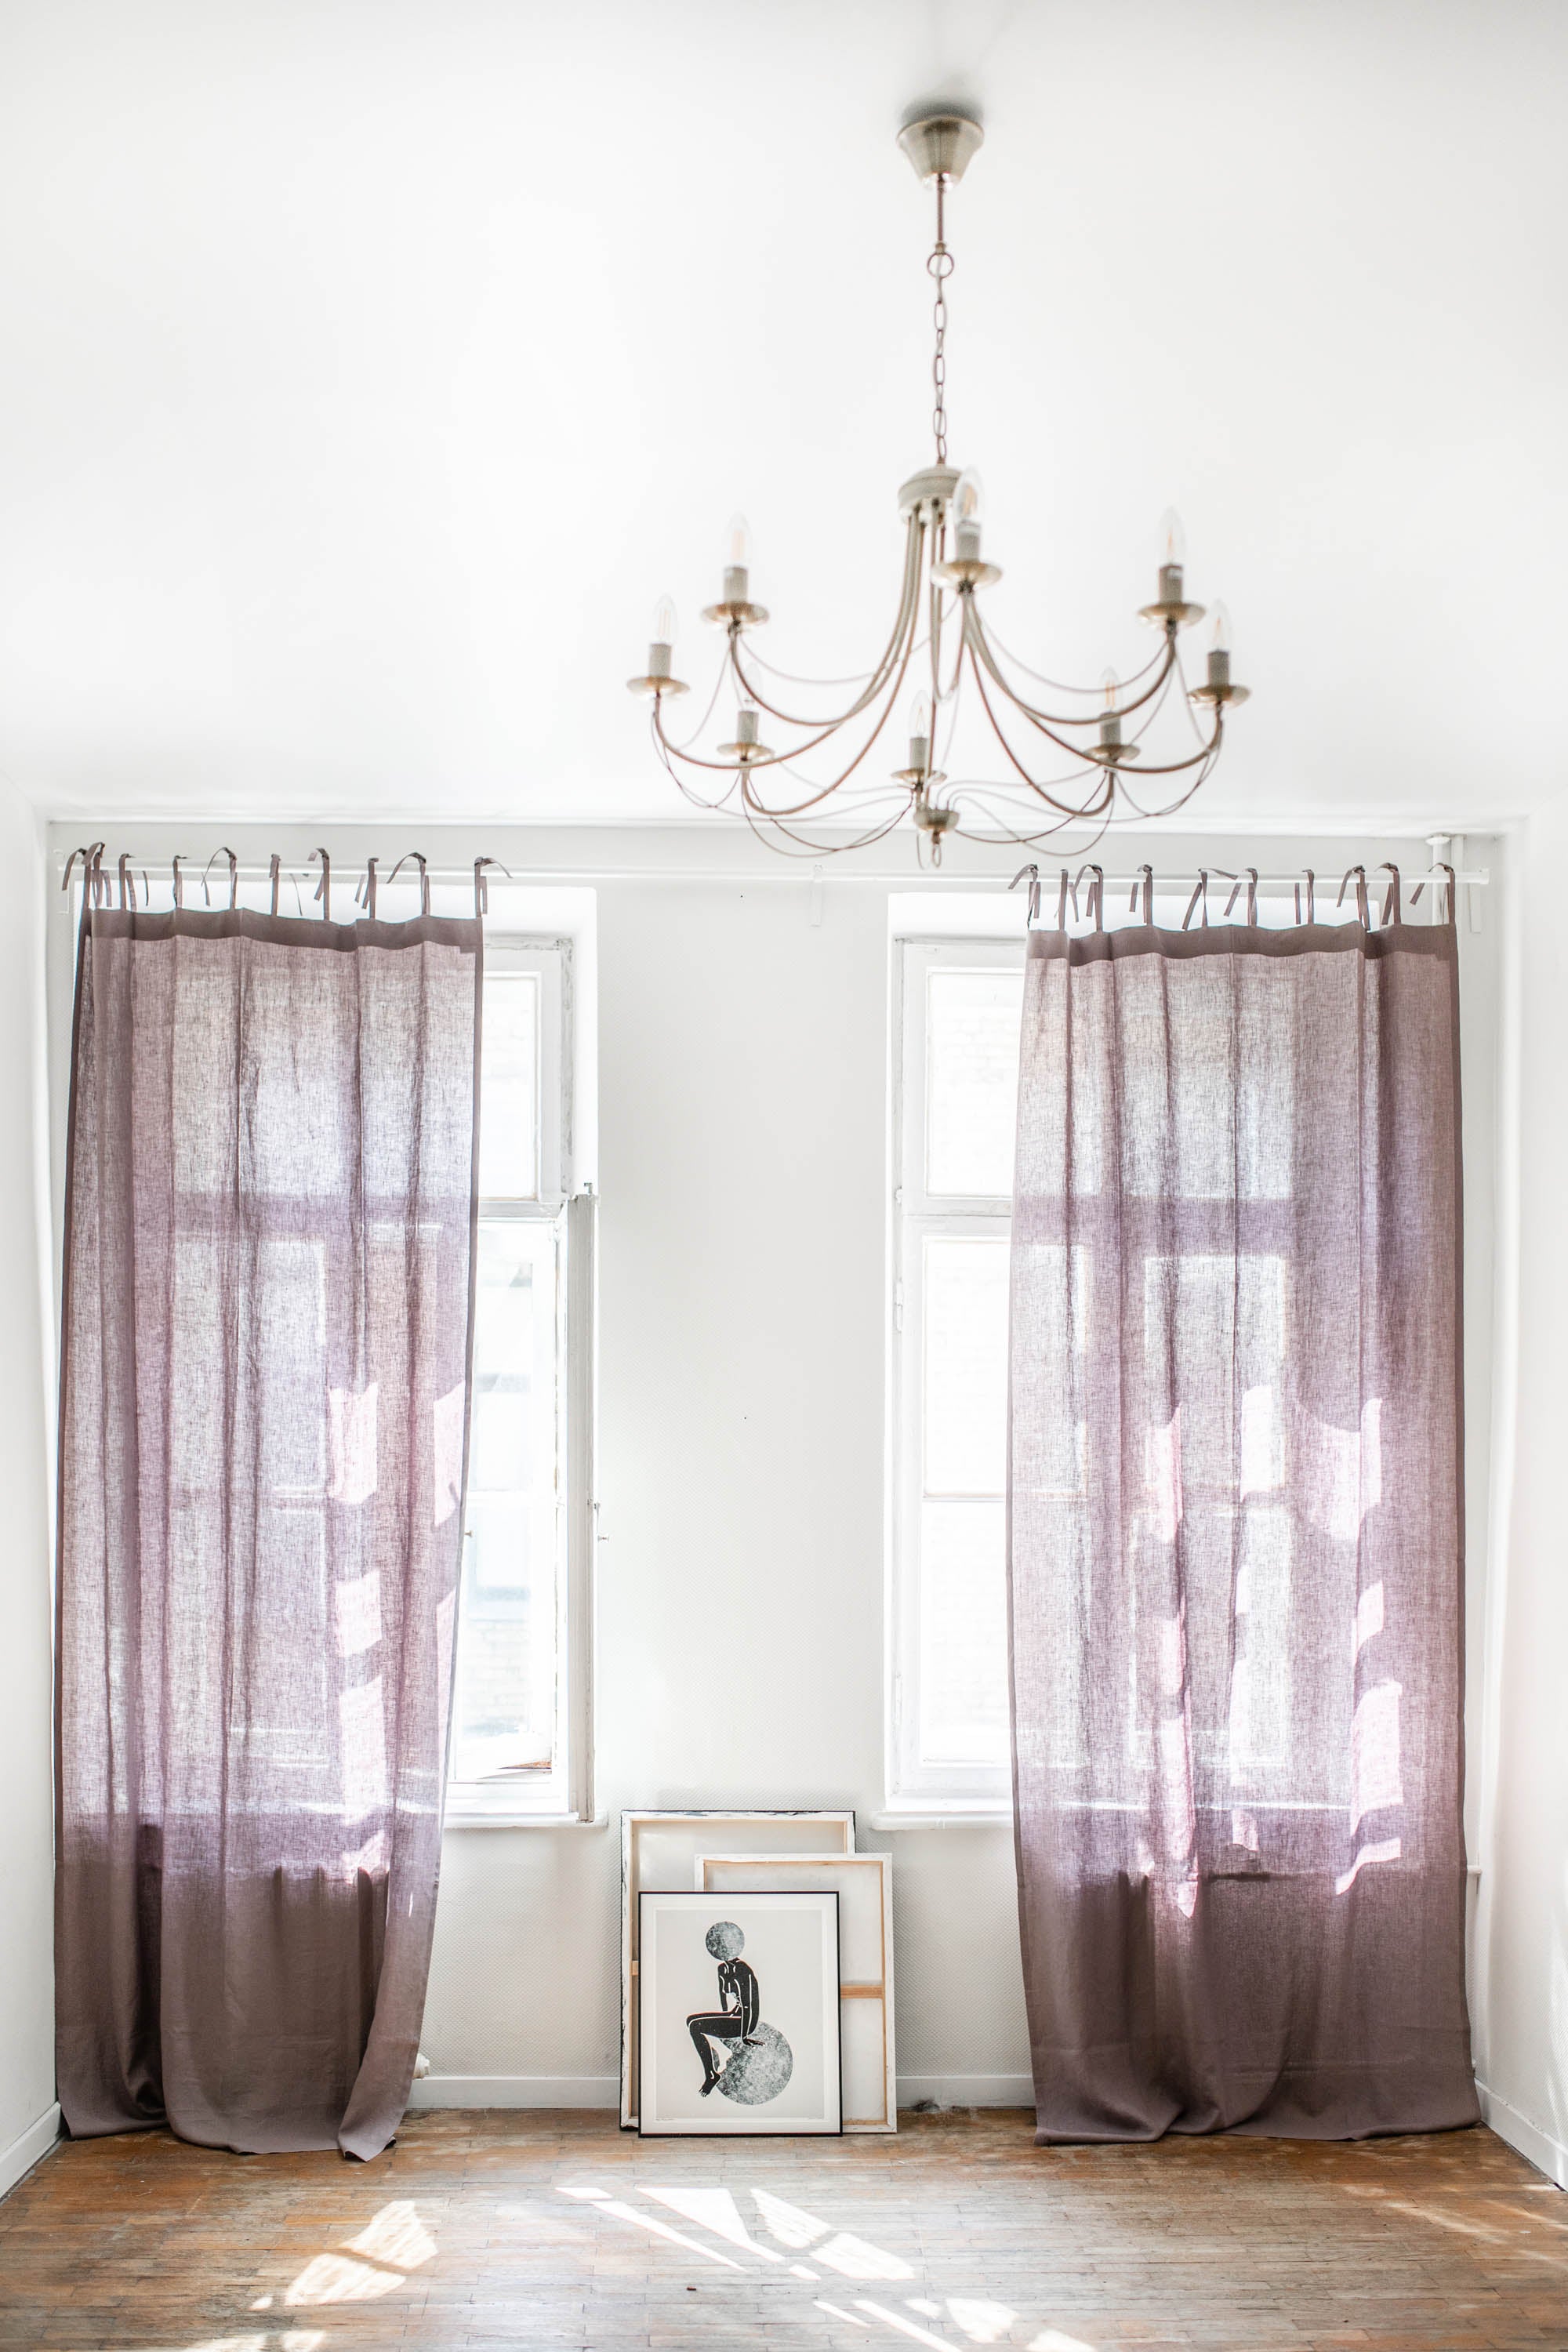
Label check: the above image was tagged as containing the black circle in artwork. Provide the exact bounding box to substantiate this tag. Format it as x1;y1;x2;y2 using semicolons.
716;2020;794;2104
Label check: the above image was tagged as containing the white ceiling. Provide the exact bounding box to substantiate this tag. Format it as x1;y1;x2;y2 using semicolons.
0;0;1563;834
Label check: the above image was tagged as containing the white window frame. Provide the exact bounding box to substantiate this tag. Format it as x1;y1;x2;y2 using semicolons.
886;936;1023;1818
445;937;596;1827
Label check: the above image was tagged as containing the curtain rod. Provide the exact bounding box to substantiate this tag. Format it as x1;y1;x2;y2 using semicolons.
56;849;1493;895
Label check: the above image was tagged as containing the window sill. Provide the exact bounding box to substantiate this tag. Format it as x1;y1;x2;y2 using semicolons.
444;1802;608;1831
871;1802;1014;1829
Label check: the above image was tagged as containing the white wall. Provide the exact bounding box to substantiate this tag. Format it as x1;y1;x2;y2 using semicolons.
1473;801;1568;2184
0;786;57;2196
42;822;1504;2117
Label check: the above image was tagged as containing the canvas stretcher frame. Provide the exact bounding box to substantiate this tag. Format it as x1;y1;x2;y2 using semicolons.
620;1809;856;2129
695;1850;896;2131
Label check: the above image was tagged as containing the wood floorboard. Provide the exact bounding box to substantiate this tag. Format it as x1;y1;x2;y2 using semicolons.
0;2112;1562;2352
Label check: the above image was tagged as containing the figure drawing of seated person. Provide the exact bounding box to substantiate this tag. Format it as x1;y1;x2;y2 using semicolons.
688;1922;764;2096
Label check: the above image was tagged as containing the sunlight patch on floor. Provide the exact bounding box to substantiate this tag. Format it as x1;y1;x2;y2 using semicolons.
284;2197;439;2307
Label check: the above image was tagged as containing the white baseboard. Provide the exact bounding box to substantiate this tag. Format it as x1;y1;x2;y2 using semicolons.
407;2074;619;2111
407;2073;1036;2116
0;2104;61;2201
1477;2081;1568;2188
898;2074;1034;2111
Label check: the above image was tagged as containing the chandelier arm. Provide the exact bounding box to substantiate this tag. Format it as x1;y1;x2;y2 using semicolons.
964;641;1118;818
982;627;1168;698
742;648;880;689
1109;744;1225;823
726;512;926;732
651;698;776;775
651;717;743;813
664;529;926;814
945;771;1127;815
966;604;1221;778
949;786;1119;858
928;575;942;711
1095;712;1225;779
732;618;924;816
654;662;915;788
658;650;731;756
934;584;966;704
949;800;1108;849
737;788;913;859
969;605;1180;730
963;612;1128;798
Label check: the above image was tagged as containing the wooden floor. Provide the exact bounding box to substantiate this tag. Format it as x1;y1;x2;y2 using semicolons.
1;2111;1564;2352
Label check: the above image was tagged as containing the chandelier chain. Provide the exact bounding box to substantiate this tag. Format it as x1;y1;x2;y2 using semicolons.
927;174;953;465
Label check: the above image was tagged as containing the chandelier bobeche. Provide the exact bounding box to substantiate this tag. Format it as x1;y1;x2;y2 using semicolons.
629;109;1248;864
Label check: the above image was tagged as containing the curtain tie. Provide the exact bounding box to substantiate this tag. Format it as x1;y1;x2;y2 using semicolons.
1075;864;1105;931
389;852;431;916
474;857;512;917
1010;864;1041;928
203;848;238;909
1182;870;1211;930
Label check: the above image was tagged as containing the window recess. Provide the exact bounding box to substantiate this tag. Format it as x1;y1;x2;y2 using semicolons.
887;938;1023;1813
446;940;595;1827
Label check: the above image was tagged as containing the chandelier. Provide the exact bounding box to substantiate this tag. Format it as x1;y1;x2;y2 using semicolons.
629;108;1249;864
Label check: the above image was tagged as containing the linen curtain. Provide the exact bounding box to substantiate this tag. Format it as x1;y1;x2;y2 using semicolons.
56;900;482;2158
1008;908;1477;2140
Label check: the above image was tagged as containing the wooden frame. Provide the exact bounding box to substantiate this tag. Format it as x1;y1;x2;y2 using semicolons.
620;1809;855;2128
698;1852;896;2132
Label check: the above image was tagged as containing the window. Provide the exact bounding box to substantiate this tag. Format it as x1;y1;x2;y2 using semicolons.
889;939;1023;1811
447;940;594;1824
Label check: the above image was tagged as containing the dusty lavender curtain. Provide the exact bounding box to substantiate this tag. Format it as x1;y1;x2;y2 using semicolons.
1008;907;1477;2141
56;900;482;2158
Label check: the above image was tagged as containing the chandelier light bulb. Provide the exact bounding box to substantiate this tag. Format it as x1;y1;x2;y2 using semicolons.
1158;507;1186;605
1098;668;1124;753
954;468;985;560
908;691;932;776
734;699;760;750
647;594;678;680
1207;601;1232;691
724;513;753;605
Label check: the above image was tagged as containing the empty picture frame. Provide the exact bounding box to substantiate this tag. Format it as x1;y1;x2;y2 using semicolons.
621;1809;855;2127
698;1851;895;2131
638;1889;842;2136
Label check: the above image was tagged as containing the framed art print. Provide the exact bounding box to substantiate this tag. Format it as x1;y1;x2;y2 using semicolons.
637;1889;841;2136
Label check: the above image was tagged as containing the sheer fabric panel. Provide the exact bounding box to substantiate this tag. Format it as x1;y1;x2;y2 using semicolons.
1008;920;1477;2140
56;908;481;2158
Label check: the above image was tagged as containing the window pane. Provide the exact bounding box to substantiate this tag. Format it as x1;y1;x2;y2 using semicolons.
926;969;1022;1196
478;972;540;1199
450;1217;560;1782
924;1235;1009;1496
919;1497;1008;1765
